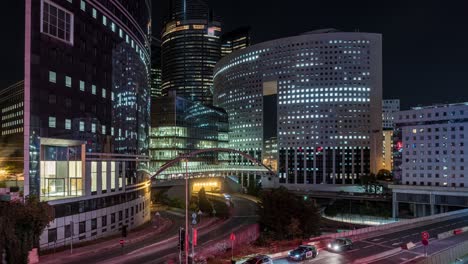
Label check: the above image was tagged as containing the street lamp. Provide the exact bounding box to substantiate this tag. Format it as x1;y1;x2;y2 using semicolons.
182;157;189;264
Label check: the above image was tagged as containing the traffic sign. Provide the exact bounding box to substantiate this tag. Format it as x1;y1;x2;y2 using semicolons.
230;233;236;241
192;213;197;219
119;239;125;245
422;239;429;246
421;231;429;240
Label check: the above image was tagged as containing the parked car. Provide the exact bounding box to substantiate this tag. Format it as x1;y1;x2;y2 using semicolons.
242;255;273;264
288;245;318;261
327;238;353;251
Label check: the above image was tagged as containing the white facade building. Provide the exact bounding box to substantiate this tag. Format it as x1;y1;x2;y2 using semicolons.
214;29;383;188
391;103;468;218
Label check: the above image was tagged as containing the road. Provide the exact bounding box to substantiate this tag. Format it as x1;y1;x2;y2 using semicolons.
59;211;184;264
275;211;468;263
101;195;258;264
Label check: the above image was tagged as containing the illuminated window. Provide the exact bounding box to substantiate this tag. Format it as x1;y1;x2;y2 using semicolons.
48;116;56;128
102;161;107;192
65;119;71;130
102;125;106;134
79;121;84;132
92;85;96;95
110;162;116;190
91;123;96;133
91;162;97;192
49;71;56;83
92;8;97;19
102;89;106;98
79;80;85;91
65;76;72;87
102;15;107;26
80;0;85;11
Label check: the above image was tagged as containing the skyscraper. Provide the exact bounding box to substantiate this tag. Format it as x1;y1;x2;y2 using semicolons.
221;26;251;57
214;29;383;187
151;37;162;99
161;0;222;105
381;99;400;171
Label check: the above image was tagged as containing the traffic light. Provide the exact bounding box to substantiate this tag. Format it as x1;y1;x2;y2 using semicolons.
178;228;185;251
121;225;127;238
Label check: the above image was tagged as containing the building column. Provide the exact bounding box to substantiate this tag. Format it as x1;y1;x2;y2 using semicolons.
332;148;336;184
392;192;399;219
313;150;317;184
294;148;298;184
430;193;435;215
351;147;355;185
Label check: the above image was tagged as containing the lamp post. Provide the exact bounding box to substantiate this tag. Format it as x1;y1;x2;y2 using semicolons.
184;157;189;264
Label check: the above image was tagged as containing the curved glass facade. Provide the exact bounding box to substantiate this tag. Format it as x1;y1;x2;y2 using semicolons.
214;31;383;186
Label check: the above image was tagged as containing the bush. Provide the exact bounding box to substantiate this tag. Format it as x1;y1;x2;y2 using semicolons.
212;200;229;219
198;187;212;213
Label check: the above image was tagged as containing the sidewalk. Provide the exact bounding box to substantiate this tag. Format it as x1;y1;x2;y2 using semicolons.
40;212;173;264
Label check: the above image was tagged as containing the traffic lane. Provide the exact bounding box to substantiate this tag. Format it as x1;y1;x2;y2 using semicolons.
64;211;183;264
273;249;346;264
363;214;468;247
123;197;258;264
338;241;393;260
367;251;419;264
378;216;468;248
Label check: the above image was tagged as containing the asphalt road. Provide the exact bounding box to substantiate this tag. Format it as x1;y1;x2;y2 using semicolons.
61;211;184;264
101;195;258;264
275;211;468;264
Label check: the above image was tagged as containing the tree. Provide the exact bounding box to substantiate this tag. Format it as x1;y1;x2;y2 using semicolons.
246;176;262;197
287;218;302;239
258;186;320;240
376;169;392;182
0;196;52;264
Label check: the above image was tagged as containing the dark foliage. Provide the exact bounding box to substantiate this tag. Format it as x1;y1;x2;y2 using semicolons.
0;196;52;264
258;186;321;240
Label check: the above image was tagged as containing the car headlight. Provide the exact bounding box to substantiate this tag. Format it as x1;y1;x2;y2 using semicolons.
327;243;331;248
333;245;339;251
295;254;300;258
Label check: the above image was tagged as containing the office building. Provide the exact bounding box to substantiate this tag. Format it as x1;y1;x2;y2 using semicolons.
161;0;222;105
391;103;468;218
214;29;383;188
149;91;229;178
151;37;162;98
383;99;400;129
381;99;400;171
0;81;24;187
221;26;251;57
263;137;278;172
19;0;152;249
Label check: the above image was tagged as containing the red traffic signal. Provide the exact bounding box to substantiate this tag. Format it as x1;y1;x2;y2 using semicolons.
230;233;236;241
193;228;198;246
421;231;429;240
422;239;429;246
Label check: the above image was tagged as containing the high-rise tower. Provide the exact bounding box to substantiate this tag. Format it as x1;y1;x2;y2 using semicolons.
161;0;222;105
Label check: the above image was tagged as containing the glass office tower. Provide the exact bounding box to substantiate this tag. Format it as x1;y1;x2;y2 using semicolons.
161;0;222;105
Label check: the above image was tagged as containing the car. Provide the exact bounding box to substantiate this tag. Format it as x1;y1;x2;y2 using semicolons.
223;193;232;200
327;238;353;251
242;255;273;264
288;245;318;261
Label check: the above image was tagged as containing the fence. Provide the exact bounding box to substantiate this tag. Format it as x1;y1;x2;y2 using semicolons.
417;239;468;264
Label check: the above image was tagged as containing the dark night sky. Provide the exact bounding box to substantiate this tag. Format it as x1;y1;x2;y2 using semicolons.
2;1;468;110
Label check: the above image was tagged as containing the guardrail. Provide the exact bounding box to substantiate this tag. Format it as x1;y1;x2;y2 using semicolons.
309;208;468;243
416;238;468;264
